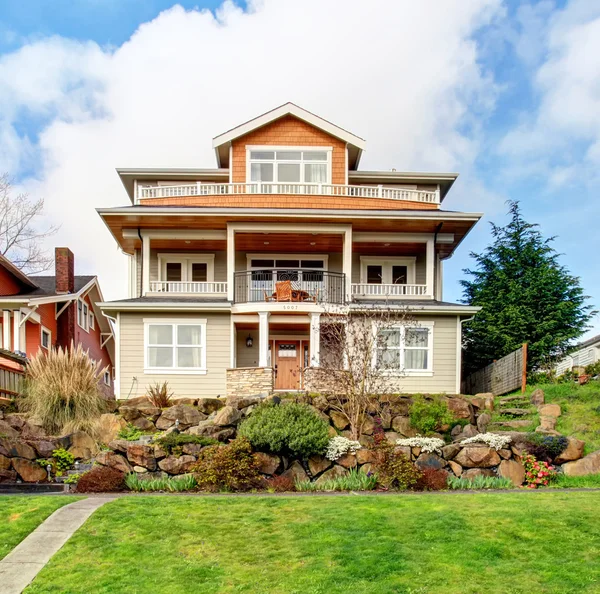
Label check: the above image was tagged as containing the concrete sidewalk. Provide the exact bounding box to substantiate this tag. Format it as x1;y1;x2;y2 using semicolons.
0;496;116;594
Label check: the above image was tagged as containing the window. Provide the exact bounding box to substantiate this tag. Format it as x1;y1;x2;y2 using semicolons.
77;299;89;331
158;255;214;284
248;148;331;184
376;323;433;374
360;257;416;285
103;370;111;386
144;319;207;373
41;327;51;350
89;312;95;330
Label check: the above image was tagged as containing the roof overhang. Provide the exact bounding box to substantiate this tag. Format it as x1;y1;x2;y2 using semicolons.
0;254;38;290
212;103;366;169
99;301;232;314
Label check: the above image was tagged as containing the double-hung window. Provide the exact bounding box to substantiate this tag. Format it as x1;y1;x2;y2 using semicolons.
248;148;331;186
145;319;207;373
41;327;51;350
376;323;433;374
77;299;89;331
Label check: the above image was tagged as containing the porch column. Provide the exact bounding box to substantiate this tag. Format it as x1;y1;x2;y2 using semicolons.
12;309;21;352
258;311;270;367
343;226;353;302
142;233;150;296
426;238;434;298
309;312;321;367
2;310;10;350
226;225;235;302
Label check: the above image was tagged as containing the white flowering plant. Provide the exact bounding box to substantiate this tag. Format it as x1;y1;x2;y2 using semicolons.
395;436;445;454
325;436;362;461
461;433;512;451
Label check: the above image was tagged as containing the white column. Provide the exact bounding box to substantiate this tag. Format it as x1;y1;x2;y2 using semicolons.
226;225;235;302
114;313;120;398
309;312;321;367
142;233;150;296
343;227;353;302
2;310;10;350
426;238;434;299
12;309;21;352
258;311;270;368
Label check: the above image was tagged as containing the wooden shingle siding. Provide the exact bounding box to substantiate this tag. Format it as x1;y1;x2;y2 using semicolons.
119;312;230;399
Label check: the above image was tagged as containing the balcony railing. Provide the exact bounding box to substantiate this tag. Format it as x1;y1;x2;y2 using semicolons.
138;183;439;204
351;283;428;298
149;281;228;294
233;270;346;305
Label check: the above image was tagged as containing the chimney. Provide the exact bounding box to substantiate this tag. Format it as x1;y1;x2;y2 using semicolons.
55;248;75;294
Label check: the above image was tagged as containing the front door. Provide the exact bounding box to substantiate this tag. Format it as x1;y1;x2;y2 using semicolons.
274;341;301;390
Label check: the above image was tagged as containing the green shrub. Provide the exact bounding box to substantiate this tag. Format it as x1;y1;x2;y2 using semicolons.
295;468;378;492
52;448;75;473
154;433;218;454
64;472;84;485
20;344;107;435
125;473;197;492
371;441;422;490
524;433;568;462
584;362;600;377
193;437;262;492
447;475;513;490
238;401;329;459
409;395;454;435
117;424;144;441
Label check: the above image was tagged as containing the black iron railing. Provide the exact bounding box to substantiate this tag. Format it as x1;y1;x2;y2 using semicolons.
233;269;346;305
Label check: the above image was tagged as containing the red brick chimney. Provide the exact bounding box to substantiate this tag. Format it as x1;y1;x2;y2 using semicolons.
55;247;75;294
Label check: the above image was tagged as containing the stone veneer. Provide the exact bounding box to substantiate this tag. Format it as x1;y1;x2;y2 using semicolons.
226;367;274;398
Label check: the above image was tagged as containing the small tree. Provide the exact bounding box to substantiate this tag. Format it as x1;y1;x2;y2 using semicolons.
461;201;595;373
307;304;415;439
0;173;58;273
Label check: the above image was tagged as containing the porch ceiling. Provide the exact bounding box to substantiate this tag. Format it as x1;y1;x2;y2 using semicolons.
235;233;343;253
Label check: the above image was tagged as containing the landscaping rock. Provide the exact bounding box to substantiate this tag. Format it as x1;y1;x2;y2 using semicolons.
213;428;236;442
281;460;308;482
361;416;375;435
179;443;204;457
67;431;97;460
498;459;525;486
311;395;329;411
0;454;10;469
118;406;142;423
562;451;600;476
159;455;196;475
395;445;412;459
308;455;332;476
132;416;156;431
500;408;531;417
415;453;445;470
95;450;133;474
411;447;421;458
454;445;501;468
379;409;392;430
498;448;512;460
226;396;261;410
0;420;19;439
555;437;585;464
213;406;242;427
133;466;148;473
336;453;358;469
384;431;401;444
12;458;47;482
315;465;347;484
126;444;157;471
360;463;374;475
255;452;281;475
477;413;491;433
448;460;462;476
391;416;417;437
493;420;532;429
538;403;561;418
530;389;545;406
32;440;57;458
153;444;168;459
108;439;129;454
140;407;162;422
3;414;25;430
447;397;473;421
538;416;557;432
458;424;479;440
356;449;376;465
469;397;485;410
196;398;225;415
330;411;349;430
156;405;203;430
97;414;127;445
442;444;461;460
451;425;463;438
0;438;36;460
0;468;17;482
462;468;496;480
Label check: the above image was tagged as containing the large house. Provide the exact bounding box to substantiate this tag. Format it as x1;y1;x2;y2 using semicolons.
0;248;115;396
98;103;481;399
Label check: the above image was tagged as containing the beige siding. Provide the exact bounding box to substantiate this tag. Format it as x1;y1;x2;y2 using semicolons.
118;312;230;399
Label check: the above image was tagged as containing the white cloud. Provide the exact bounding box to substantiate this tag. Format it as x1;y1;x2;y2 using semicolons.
0;0;501;299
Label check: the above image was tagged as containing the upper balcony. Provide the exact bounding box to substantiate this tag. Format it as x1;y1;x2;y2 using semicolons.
136;182;440;207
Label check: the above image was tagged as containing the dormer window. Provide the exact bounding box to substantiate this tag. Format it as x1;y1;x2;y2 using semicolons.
247;147;331;184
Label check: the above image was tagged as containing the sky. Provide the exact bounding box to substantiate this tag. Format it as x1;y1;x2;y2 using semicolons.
0;0;599;338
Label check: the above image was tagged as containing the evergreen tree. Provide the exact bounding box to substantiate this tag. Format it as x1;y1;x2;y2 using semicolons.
461;201;595;374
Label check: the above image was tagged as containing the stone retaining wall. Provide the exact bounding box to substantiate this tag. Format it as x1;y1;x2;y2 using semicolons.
226;367;273;398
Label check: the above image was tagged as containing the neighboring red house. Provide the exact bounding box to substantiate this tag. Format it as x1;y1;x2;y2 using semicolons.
0;248;114;396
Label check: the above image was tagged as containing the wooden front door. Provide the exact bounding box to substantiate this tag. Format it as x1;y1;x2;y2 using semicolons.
274;341;301;390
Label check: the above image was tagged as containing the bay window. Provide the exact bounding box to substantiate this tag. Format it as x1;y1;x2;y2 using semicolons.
248;148;331;185
145;319;207;373
376;323;433;374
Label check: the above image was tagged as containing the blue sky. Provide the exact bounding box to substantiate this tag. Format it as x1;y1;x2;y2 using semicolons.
0;0;599;338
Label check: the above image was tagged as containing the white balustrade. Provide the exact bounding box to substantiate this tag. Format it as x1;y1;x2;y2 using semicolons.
149;281;228;294
138;183;439;204
351;283;429;298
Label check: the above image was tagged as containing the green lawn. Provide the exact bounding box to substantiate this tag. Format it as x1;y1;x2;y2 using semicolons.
26;492;600;594
0;496;81;560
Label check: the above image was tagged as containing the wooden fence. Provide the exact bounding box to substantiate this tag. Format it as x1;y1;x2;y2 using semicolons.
462;344;527;396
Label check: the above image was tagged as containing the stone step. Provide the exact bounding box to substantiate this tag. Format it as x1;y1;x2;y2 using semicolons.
489;420;533;430
497;408;534;417
498;395;527;404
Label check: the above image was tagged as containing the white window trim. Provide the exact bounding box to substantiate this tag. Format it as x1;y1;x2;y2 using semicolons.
157;254;215;283
41;326;51;350
143;317;207;375
103;370;111;386
77;299;89;332
89;312;95;330
245;145;333;185
374;322;434;376
360;256;416;285
246;253;329;270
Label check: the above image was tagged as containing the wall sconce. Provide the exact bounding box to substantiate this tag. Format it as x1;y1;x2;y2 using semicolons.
246;334;253;348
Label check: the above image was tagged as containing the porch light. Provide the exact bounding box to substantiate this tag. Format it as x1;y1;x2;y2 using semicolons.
246;334;253;348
